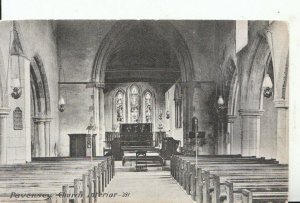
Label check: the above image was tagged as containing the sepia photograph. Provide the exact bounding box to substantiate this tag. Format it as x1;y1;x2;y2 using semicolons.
0;19;290;203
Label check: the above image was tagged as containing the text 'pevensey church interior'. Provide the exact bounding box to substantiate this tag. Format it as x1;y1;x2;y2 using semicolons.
0;20;289;203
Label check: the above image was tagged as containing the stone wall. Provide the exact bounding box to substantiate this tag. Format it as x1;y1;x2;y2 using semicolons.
165;84;183;143
0;21;59;163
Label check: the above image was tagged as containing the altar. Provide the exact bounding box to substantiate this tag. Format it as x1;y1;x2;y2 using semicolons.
119;123;153;146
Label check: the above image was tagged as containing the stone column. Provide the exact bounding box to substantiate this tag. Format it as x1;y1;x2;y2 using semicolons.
227;115;237;154
217;117;225;155
0;107;10;164
239;109;264;156
181;83;189;151
44;118;52;157
33;117;46;157
216;110;228;155
97;83;105;156
274;99;288;163
181;82;194;153
93;86;100;156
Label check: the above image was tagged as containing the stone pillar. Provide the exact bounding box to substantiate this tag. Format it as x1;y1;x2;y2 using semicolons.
216;110;228;155
181;82;194;153
0;107;10;164
93;86;100;156
44;118;52;157
181;84;189;151
227;115;237;154
239;109;264;156
217;117;225;155
33;117;46;157
97;83;105;156
274;99;288;163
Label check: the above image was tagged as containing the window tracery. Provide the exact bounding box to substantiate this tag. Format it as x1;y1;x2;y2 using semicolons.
144;91;152;123
130;85;140;123
115;90;125;122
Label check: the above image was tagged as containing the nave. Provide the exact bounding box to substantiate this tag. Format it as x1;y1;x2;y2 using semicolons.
0;154;288;203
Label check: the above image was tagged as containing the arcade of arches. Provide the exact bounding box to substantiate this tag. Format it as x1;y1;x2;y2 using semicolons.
0;20;289;165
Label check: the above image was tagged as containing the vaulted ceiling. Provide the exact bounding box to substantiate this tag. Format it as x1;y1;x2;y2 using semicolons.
105;22;181;84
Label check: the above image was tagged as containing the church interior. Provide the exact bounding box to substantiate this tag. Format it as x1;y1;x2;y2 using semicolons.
0;20;289;203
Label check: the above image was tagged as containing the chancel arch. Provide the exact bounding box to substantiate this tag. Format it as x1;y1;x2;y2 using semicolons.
91;21;194;84
91;21;194;154
30;54;52;157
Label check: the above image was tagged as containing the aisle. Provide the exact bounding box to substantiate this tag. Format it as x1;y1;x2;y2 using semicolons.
101;171;194;203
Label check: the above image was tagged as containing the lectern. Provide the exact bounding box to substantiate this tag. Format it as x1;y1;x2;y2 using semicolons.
68;134;96;157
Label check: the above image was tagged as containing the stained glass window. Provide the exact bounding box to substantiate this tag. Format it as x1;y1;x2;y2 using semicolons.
144;91;152;123
115;90;124;122
130;85;140;123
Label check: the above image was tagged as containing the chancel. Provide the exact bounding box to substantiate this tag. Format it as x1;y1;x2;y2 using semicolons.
0;20;289;203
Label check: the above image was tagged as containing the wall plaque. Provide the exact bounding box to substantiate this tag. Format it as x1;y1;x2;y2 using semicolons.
13;107;23;130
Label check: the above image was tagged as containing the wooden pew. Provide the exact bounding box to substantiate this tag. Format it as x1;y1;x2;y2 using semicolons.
0;156;114;203
223;181;288;203
171;155;279;183
193;166;287;203
171;155;288;203
61;156;115;203
173;156;282;192
241;188;288;203
192;166;287;203
209;173;288;203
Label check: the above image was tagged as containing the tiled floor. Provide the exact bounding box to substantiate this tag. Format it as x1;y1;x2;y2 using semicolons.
101;170;194;203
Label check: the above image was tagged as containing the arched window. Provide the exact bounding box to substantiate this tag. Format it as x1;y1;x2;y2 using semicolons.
115;90;125;123
144;91;152;123
174;84;182;128
129;85;140;123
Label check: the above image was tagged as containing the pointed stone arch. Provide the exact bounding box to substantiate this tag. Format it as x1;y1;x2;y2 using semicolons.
30;54;52;157
90;21;194;155
30;54;51;116
91;21;194;83
239;34;271;110
237;27;288;159
225;59;240;154
225;58;239;116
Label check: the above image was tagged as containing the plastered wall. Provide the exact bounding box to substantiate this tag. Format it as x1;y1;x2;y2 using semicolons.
0;21;59;163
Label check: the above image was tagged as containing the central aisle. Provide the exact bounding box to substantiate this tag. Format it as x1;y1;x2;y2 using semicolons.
102;171;194;203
